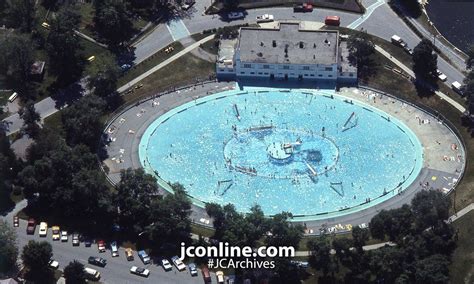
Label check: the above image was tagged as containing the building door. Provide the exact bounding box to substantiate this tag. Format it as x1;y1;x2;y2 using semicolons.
270;74;274;80
284;74;288;80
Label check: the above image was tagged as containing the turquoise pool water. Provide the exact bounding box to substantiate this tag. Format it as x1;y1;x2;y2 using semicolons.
139;90;423;218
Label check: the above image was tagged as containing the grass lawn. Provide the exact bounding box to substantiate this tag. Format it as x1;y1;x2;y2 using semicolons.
121;53;215;104
199;38;219;56
117;42;184;87
191;223;214;238
449;211;474;284
77;2;95;38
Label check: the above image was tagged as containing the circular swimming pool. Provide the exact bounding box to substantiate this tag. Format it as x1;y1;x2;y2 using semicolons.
139;90;424;218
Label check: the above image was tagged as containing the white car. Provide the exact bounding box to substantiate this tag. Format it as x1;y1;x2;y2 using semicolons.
110;241;119;257
171;256;186;271
60;231;68;242
256;14;274;23
49;260;59;269
130;266;150;277
161;259;173;271
39;222;48;237
228;12;244;20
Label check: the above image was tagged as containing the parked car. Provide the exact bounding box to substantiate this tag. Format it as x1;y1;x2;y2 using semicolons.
403;45;413;55
161;258;173;271
138;250;151;265
436;70;447;81
391;35;407;48
49;259;59;269
97;240;106;253
324;15;340;26
171;256;186;271
125;248;134;261
39;222;48;237
88;256;107;267
84;267;101;281
256;14;274;23
60;231;68;242
130;266;150;277
84;238;92;247
13;216;19;227
202;266;212;283
216;271;225;284
72;234;80;246
227;12;244;20
188;263;198;276
26;218;36;234
110;241;119;257
51;226;60;241
181;0;195;10
293;3;313;12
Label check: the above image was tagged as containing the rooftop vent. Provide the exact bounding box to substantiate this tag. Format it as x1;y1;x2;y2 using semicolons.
324;39;328;44
260;42;264;47
313;43;316;48
272;40;276;47
299;41;304;49
257;52;263;57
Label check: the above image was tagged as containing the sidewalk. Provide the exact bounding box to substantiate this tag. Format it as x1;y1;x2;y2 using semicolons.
374;45;466;113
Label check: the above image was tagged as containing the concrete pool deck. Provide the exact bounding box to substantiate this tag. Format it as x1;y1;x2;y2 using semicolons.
102;82;465;233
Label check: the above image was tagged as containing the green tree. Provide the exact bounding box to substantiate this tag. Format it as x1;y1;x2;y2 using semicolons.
411;190;449;231
46;6;84;85
352;226;369;251
265;212;303;249
148;183;192;251
308;235;336;277
115;168;159;236
5;0;36;32
414;254;450;283
21;240;54;282
0;220;18;275
94;0;135;46
18;141;113;230
466;44;474;69
463;70;474;113
88;62;122;108
0;34;35;99
61;95;106;150
19;100;41;138
347;30;375;78
64;260;86;284
412;39;438;82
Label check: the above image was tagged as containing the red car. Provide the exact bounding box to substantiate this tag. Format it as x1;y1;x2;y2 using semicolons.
97;240;106;253
26;218;36;235
13;216;19;227
294;3;313;12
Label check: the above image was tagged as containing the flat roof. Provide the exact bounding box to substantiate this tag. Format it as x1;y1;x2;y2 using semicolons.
238;23;338;65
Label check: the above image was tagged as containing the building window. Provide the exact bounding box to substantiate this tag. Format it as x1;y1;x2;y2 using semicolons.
243;64;251;68
283;66;290;70
219;69;225;72
240;72;245;74
250;72;255;74
258;72;262;75
325;67;333;71
310;74;315;77
349;73;354;77
264;72;269;75
328;75;333;77
303;66;310;70
318;74;323;77
263;65;270;69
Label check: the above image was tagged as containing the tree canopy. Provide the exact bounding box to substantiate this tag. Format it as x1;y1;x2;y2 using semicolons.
347;30;375;78
94;0;135;47
21;240;54;282
45;6;84;85
64;260;86;284
4;0;36;32
61;95;106;150
0;220;18;275
19;100;41;138
412;39;437;82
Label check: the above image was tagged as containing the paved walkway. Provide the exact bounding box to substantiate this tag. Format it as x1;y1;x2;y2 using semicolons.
347;0;386;29
116;35;214;93
375;45;466;113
